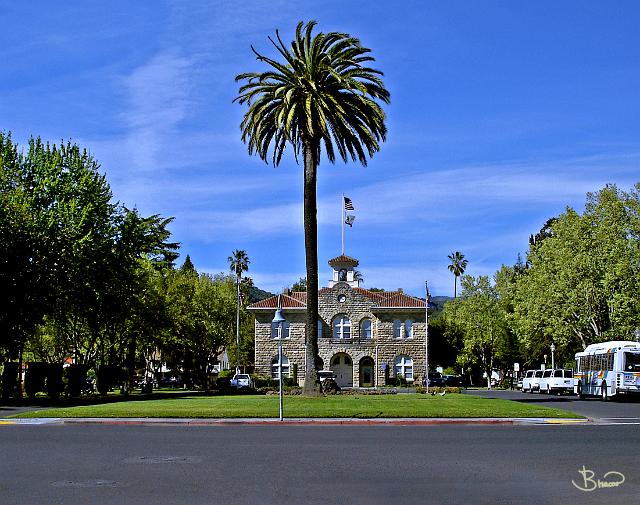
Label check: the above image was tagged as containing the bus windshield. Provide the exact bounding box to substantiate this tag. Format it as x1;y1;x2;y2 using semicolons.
624;352;640;372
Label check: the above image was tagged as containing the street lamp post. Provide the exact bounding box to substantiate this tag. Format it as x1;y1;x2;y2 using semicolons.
634;329;640;342
543;355;547;369
272;298;285;422
550;343;556;370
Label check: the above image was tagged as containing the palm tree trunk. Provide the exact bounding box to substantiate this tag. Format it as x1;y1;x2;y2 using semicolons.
303;142;321;395
454;275;457;299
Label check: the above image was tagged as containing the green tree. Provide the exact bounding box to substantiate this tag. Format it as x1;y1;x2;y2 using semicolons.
444;275;510;388
235;21;390;394
291;277;307;291
511;184;640;365
447;251;468;298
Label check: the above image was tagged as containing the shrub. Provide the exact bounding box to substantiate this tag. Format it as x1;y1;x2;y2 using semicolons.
1;362;19;399
65;364;88;397
45;364;64;398
25;362;47;398
251;374;275;388
321;378;340;395
415;386;462;395
218;369;235;379
97;365;125;395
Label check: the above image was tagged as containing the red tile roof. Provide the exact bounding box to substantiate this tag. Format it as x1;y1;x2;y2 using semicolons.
248;288;425;310
327;254;359;267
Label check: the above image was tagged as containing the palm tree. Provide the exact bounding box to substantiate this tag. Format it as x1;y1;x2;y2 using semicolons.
228;249;250;373
235;21;389;394
447;251;468;298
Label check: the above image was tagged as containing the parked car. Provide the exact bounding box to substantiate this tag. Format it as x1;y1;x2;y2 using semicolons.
516;376;524;390
539;369;574;395
230;374;254;389
422;372;444;387
318;370;337;382
522;370;544;393
442;375;463;387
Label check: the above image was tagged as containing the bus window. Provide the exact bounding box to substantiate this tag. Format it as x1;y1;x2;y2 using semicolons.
553;370;563;378
564;370;573;378
624;353;640;372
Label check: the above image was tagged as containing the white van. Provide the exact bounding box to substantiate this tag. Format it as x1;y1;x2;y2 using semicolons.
522;369;544;393
539;369;574;395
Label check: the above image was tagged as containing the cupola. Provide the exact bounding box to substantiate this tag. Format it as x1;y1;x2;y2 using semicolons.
328;254;360;288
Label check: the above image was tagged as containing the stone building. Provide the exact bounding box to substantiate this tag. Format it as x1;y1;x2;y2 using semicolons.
248;255;427;388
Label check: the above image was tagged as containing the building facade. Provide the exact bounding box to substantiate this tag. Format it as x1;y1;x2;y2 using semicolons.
248;255;427;388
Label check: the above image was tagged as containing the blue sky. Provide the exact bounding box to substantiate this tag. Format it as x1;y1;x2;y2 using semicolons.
2;1;639;296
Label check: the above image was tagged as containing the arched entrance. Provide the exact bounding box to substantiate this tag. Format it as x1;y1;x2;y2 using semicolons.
330;353;353;388
359;357;375;387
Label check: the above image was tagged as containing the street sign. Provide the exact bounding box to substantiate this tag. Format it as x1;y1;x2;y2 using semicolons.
513;363;520;372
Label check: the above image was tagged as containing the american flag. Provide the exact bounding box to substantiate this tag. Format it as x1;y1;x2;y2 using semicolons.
344;196;354;211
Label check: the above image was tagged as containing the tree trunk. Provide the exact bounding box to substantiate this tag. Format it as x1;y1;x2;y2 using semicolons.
302;142;321;395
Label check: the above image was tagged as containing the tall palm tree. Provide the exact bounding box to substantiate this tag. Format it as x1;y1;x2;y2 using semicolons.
228;249;250;373
447;251;468;298
235;21;389;394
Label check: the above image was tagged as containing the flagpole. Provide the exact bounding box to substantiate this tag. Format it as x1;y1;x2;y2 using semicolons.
341;193;345;255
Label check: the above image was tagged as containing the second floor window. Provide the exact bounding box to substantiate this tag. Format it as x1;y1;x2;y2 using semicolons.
360;319;372;339
333;315;352;339
271;320;290;339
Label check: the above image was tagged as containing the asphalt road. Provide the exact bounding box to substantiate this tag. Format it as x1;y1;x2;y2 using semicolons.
463;388;640;422
1;423;637;505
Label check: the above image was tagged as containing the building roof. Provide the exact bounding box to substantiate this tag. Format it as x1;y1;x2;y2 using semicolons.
327;254;359;267
248;287;425;310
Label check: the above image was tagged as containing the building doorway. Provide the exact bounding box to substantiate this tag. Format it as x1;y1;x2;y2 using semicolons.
330;353;353;388
359;357;375;387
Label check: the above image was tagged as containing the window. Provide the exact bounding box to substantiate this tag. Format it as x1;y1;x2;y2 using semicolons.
271;355;290;379
404;319;413;338
553;370;563;378
333;315;352;339
394;355;413;380
360;319;372;339
393;320;402;339
339;269;348;281
318;319;324;338
271;320;290;339
624;352;640;372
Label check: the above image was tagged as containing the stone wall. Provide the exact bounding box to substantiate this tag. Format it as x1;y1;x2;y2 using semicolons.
252;283;427;387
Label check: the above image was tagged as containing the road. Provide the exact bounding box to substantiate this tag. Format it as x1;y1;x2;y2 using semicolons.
1;423;638;505
463;388;640;423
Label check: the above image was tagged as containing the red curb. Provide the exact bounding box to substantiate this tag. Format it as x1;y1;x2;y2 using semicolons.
61;418;516;426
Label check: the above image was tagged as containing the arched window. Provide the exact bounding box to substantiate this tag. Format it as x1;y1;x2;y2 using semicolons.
271;355;290;379
360;319;372;339
318;319;324;338
393;320;402;339
271;320;290;340
338;269;348;281
332;354;352;366
404;320;413;339
394;355;414;381
333;315;352;339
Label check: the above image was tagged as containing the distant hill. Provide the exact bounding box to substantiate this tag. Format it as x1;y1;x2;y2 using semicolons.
248;285;274;304
431;295;453;313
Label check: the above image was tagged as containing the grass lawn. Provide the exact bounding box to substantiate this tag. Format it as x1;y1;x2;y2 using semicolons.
12;393;582;419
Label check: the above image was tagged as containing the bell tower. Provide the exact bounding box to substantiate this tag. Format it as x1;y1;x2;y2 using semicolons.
328;254;360;288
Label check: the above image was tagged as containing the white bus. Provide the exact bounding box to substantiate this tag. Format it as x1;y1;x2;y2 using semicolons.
574;340;640;400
